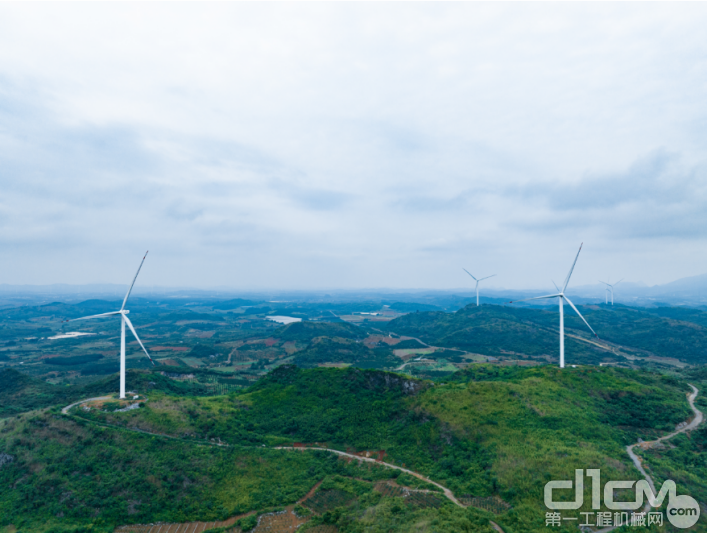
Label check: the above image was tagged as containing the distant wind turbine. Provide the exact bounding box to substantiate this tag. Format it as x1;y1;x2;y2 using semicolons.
463;269;496;306
69;252;155;398
509;244;598;369
599;278;623;305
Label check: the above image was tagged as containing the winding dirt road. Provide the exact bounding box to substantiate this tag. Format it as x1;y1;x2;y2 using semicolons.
62;400;466;508
626;384;702;495
597;384;703;533
276;446;464;507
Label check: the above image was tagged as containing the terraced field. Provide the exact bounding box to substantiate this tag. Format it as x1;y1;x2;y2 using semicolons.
301;489;354;515
115;517;242;533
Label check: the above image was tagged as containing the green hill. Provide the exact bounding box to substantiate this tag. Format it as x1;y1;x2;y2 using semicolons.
388;305;606;363
273;320;366;342
0;368;216;416
3;364;703;532
291;337;401;369
0;368;63;417
388;304;707;365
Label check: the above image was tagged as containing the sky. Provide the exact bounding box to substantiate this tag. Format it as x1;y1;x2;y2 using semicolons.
1;3;707;291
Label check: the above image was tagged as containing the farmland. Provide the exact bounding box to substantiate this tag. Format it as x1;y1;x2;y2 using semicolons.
5;296;707;396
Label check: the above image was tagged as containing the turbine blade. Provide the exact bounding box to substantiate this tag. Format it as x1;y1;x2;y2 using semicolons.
551;280;560;292
599;280;610;286
478;274;496;282
123;315;155;365
68;311;121;322
614;278;624;286
564;296;598;337
562;243;583;292
121;251;149;311
509;293;561;304
462;268;477;281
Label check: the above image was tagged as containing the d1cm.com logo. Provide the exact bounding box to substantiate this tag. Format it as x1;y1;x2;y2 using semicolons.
544;469;700;529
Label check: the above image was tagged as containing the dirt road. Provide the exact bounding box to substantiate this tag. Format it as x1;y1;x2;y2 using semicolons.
276;446;464;507
61;396;113;414
597;384;703;533
626;384;702;495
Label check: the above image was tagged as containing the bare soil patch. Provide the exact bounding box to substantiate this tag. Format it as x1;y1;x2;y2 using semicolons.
253;508;307;533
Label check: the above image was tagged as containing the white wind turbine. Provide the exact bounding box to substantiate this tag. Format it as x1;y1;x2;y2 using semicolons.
462;270;496;306
509;244;598;368
599;278;623;305
69;252;155;398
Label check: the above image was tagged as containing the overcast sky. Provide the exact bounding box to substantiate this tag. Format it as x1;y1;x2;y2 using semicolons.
1;3;707;290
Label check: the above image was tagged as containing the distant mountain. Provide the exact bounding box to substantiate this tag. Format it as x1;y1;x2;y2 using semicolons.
652;273;707;294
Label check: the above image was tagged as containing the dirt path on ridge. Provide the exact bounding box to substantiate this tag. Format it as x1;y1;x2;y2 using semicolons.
62;396;112;414
276;446;464;507
64;398;505;531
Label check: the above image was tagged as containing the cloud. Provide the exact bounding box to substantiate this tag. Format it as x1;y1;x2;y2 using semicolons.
1;4;707;288
507;150;707;239
532;149;700;210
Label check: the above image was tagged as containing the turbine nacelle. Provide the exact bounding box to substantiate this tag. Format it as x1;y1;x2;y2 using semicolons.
599;278;622;305
68;251;153;399
463;269;496;306
508;243;598;368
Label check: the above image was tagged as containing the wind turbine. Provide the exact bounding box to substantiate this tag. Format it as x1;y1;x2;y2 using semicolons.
463;270;496;306
509;244;598;368
69;252;155;398
599;278;623;305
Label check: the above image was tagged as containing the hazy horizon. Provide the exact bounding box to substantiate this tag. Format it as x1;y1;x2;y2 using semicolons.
0;273;701;297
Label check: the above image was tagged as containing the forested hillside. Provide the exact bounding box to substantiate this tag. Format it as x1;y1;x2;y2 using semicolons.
388;304;707;365
1;365;702;532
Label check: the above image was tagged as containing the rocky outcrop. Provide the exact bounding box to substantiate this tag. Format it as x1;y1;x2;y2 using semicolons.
360;369;427;396
0;452;15;468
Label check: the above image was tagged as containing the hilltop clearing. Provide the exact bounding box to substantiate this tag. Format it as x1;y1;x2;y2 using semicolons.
0;368;217;417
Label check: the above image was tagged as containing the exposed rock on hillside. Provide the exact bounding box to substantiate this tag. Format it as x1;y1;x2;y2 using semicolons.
0;452;14;468
359;368;426;396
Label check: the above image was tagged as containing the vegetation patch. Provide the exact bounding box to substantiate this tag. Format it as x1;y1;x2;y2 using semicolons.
274;321;366;343
302;489;355;514
44;353;104;366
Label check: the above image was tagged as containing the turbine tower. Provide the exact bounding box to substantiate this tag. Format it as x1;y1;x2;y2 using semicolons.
509;244;598;368
599;278;623;305
70;252;155;398
463;269;496;306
